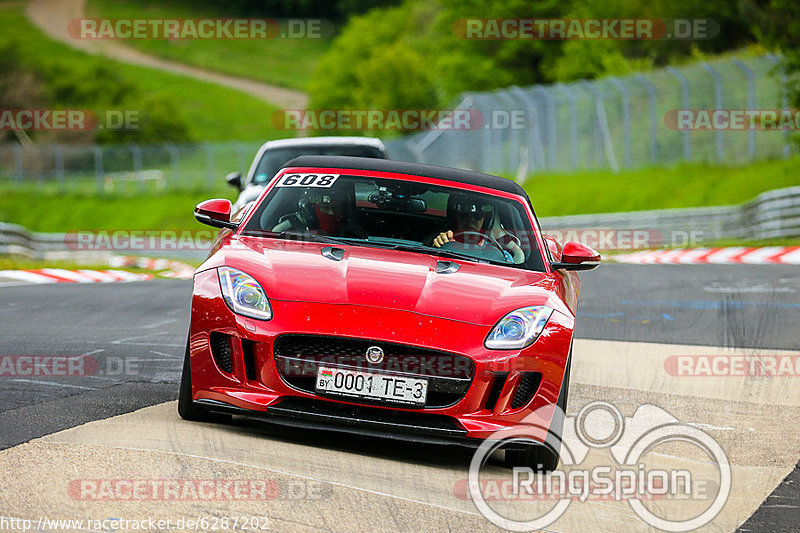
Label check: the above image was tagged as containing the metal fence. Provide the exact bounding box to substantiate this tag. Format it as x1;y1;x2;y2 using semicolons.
387;53;797;178
0;141;264;194
0;54;796;193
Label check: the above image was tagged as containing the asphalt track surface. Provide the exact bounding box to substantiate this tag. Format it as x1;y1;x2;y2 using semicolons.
1;264;798;531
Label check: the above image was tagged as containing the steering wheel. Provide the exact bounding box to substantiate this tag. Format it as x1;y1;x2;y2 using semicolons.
441;230;506;256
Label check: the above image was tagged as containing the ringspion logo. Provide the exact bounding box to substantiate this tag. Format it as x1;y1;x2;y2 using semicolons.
467;401;730;531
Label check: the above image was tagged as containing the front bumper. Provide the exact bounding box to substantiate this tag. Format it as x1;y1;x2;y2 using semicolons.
189;269;574;441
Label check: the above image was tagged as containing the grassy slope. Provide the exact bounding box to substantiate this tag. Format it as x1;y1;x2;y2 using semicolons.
3;156;799;234
0;5;282;142
0;190;232;232
524;156;800;217
88;0;330;91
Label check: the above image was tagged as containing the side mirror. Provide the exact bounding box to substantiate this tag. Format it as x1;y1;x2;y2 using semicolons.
551;241;601;271
225;172;243;191
194;199;239;230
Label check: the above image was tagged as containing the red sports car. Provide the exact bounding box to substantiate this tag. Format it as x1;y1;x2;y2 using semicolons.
179;156;600;470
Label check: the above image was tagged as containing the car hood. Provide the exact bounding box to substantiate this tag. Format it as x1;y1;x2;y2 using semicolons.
206;237;570;326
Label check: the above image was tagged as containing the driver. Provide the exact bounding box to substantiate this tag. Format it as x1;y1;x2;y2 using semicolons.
272;186;367;238
432;196;524;263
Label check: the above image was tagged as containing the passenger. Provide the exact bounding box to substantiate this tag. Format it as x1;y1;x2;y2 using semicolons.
272;186;367;238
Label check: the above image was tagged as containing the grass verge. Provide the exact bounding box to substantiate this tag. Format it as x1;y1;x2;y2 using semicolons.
1;156;799;238
0;190;232;232
1;5;282;142
87;0;329;91
523;155;800;217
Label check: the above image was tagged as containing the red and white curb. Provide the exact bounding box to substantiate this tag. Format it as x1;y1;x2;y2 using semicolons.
109;256;195;279
0;269;152;284
611;246;800;265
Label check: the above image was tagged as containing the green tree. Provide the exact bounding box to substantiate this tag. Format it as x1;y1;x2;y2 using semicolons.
750;0;800;106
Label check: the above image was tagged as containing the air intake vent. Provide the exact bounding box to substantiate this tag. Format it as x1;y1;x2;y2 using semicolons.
511;372;542;409
484;372;508;411
241;338;257;381
210;332;233;373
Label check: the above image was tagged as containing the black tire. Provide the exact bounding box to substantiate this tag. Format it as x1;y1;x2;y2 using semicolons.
178;338;233;423
178;339;209;421
505;350;572;473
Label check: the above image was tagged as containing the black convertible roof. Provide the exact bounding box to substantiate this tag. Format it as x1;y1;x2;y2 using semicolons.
281;155;528;197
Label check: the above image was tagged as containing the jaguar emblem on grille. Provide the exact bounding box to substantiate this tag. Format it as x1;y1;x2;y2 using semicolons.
365;346;384;364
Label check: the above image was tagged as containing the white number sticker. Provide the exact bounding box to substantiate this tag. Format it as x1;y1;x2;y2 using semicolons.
276;173;340;188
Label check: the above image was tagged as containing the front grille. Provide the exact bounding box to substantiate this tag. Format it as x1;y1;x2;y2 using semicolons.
273;334;474;409
511;372;542;409
210;332;233;373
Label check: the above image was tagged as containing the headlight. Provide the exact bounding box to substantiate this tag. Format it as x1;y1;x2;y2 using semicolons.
217;267;272;320
485;306;553;350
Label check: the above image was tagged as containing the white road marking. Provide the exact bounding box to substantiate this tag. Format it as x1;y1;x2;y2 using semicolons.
10;379;96;390
138;318;179;330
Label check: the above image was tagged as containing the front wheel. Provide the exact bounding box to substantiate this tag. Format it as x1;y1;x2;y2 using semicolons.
178;339;209;421
505;352;571;473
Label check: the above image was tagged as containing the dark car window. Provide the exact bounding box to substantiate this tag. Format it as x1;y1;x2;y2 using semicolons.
242;174;545;272
252;145;386;185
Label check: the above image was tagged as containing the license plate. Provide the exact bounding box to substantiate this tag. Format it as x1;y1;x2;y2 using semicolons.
315;366;428;406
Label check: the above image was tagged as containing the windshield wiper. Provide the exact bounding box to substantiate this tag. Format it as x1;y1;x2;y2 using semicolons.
387;244;488;264
279;230;357;246
239;228;351;246
240;230;497;264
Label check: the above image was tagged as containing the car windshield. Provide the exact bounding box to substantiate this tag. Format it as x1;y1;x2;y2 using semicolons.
251;145;386;185
242;173;546;271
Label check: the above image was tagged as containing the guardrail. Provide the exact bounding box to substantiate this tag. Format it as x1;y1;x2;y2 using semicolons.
538;186;800;245
2;187;797;260
0;222;69;257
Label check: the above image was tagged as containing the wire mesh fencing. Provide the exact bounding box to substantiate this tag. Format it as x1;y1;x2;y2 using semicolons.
386;53;797;180
1;54;796;195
